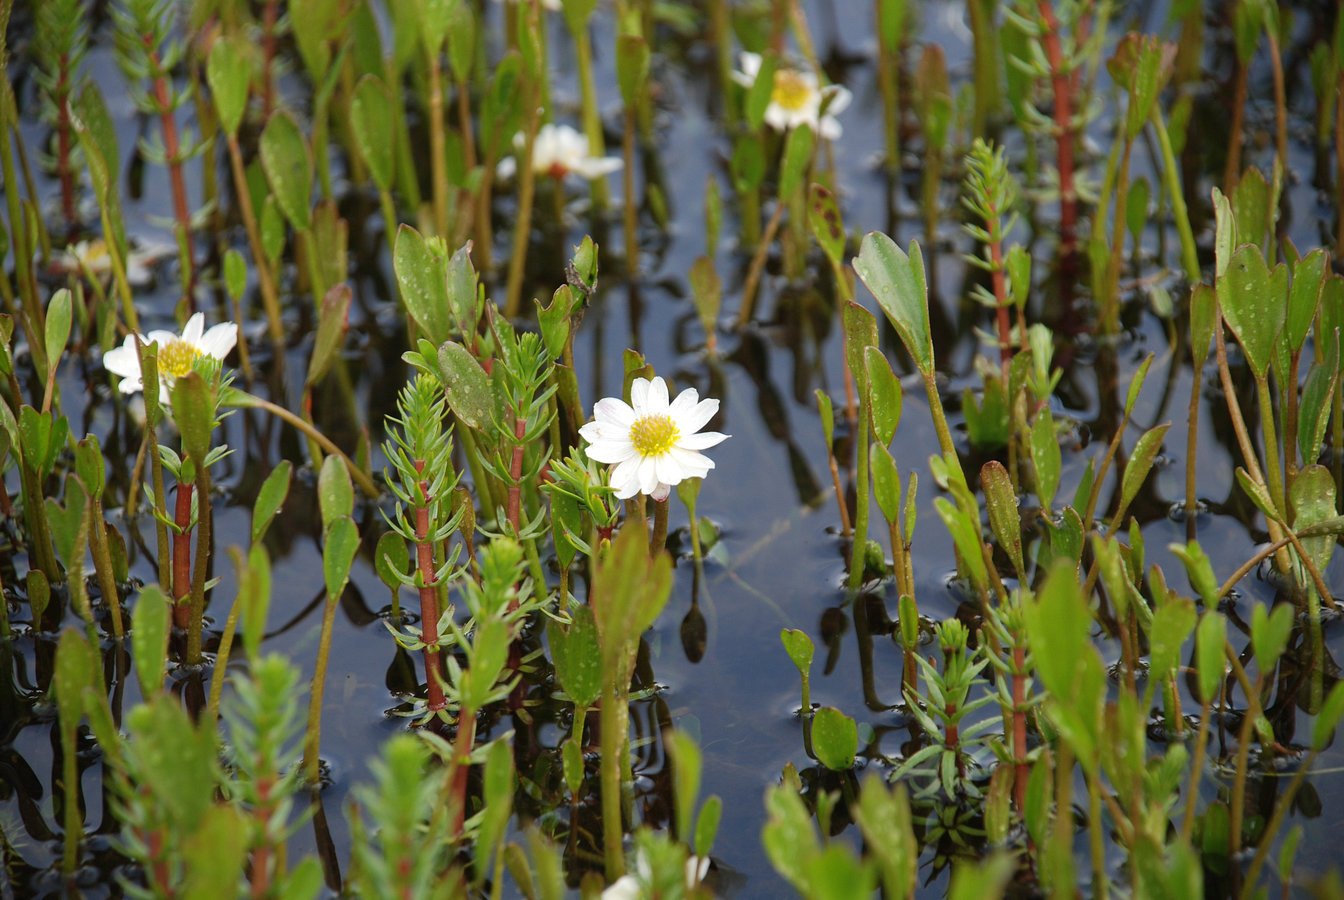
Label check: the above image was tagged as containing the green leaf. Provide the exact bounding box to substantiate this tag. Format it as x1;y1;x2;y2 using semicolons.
842;302;879;399
239;545;272;662
1221;243;1287;380
375;530;410;591
393;225;451;346
1119;423;1170;515
853;778;916;899
809;184;846;266
446;241;479;338
1286;248;1327;354
1290;465;1338;588
1189;283;1216;367
323;516;360;599
171;372;214;468
47;475;87;570
590;520;672;680
730;134;766;193
251;461;292;544
1125;176;1150;247
864;347;902;446
54;628;95;737
308;283;350;386
436;340;492;431
1250;602;1294;674
811;706;858;771
981;460;1023;578
1212;187;1236;280
669;730;703;840
1313;681;1344;751
1124;354;1155;418
206;35;252;136
446;2;475;84
690;255;721;339
223;248;247;301
934;496;987;595
1231;167;1269;249
547;605;602;708
854;233;933;375
44;288;72;380
695;795;723;859
75;436;104;498
182;806;250;900
477;738;515;863
745;54;778;130
615;33;650;107
318;453;354;529
1169;540;1220;606
779;123;815;201
1299;334;1339;465
871;443;901;525
259;110;313;231
1030;408;1061;512
132;585;171;698
816;389;835;449
780;628;814;678
562;737;584;797
1148;593;1196;683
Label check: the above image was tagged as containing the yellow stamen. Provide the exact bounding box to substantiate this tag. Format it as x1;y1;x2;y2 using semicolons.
771;69;812;112
629;414;680;457
159;339;202;379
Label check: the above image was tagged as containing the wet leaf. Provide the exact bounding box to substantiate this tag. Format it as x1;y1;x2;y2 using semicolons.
132;585;171;698
548;605;601;708
871;443;901;525
981;460;1023;578
1290;465;1337;589
854;233;932;375
323;516;360;599
1222;243;1288;381
1119;423;1169;515
350;76;395;192
394;225;451;346
436;340;492;431
1030;408;1061;513
811;706;858;771
308;283;350;386
206;35;251;137
44;289;71;381
260;110;313;231
864;347;901;446
318;454;354;529
780;628;814;678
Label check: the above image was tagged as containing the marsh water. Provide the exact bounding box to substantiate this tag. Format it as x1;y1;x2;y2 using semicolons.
5;0;1344;897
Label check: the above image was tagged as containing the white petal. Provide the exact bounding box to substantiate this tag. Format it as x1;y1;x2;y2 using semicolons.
687;856;710;883
102;337;144;380
638;456;660;495
737;52;762;80
144;329;179;349
763;104;792;132
574;156;623;179
651;482;671;502
823;84;852;116
819;116;843;141
198;322;238;359
677;397;720;434
677;430;728;451
581;421;632;445
496;156;518;180
669;386;700;416
629;377;651;413
654;452;684;486
181;312;205;345
646;377;670;413
610;457;642;499
587;439;639;465
670;446;714;474
593;397;636;427
600;875;641;900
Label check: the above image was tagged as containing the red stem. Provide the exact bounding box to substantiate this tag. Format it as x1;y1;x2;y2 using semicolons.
414;463;447;712
1038;1;1076;260
449;713;476;838
172;481;193;629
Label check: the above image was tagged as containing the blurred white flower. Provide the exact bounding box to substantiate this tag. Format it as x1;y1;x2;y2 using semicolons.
103;312;238;404
732;52;851;140
580;376;728;502
489;0;562;10
599;853;712;899
496;123;623;181
50;238;175;287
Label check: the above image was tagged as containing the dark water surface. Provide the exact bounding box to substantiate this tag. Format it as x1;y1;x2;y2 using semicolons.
5;0;1344;897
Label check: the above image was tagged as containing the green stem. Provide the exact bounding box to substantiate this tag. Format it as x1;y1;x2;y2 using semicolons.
207;590;244;729
225;391;379;497
1256;378;1287;519
186;464;213;667
572;24;609;210
89;497;124;640
304;590;340;783
1150;108;1201;283
846;411;870;592
600;681;628;880
1087;772;1109;900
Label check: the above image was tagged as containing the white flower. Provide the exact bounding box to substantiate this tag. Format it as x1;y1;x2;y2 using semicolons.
489;0;562;11
686;855;710;887
580;376;728;502
599;853;711;899
732;52;851;140
601;874;641;900
51;238;174;287
496;123;623;181
103;312;238;404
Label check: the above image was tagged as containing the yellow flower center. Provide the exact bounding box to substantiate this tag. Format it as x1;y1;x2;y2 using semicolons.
159;339;202;379
629;414;680;457
771;69;812;112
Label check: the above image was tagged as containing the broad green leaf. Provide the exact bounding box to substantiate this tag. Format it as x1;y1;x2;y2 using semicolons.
670;730;703;840
854;233;933;375
436;340;492;431
54;628;95;737
695;795;723;859
871;443;901;525
1290;465;1337;591
1169;540;1220;606
239;545;272;664
446;2;475;84
318;453;354;529
1119;423;1170;515
308;283;350;386
446;241;478;338
133;585;171;697
47;475;87;570
259;110;313;231
981;460;1023;577
375;530;410;591
842;302;878;396
562;737;583;797
853;778;916;899
548;605;602;707
1221;243;1287;380
1231;167;1269;250
1250;602;1294;674
44;289;71;381
1313;681;1344;751
809;183;845;266
393;225;451;346
864;347;902;446
351;75;396;192
323;516;360;599
1300;339;1340;465
206;35;251;136
252;461;292;544
1030;408;1061;512
811;706;858;771
75;436;104;498
934;496;987;594
779;123;815;201
780;629;814;677
615;33;650;107
1148;593;1196;683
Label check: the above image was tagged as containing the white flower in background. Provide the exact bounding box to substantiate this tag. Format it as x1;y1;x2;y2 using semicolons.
50;238;175;287
599;853;712;899
732;51;852;140
496;123;623;182
489;0;562;11
103;312;238;404
580;376;728;502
